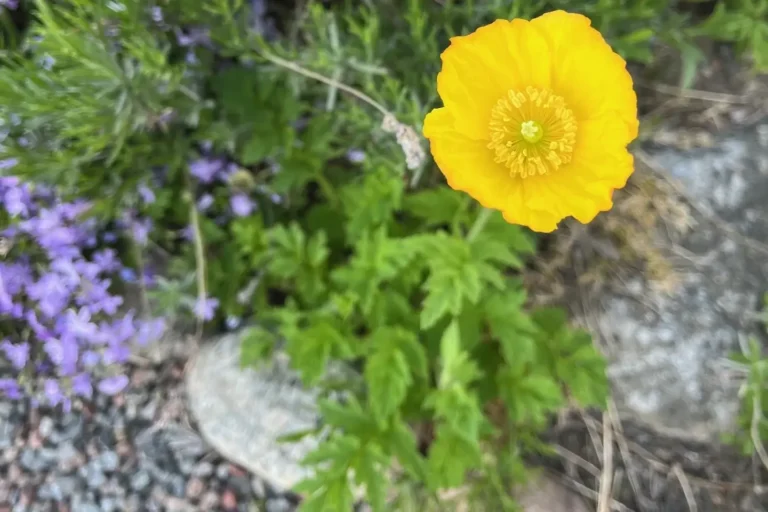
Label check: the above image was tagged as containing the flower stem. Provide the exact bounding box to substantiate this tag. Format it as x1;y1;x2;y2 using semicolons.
187;187;207;339
466;207;493;242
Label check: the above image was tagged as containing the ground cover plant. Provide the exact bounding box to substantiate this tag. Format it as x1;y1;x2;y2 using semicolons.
1;0;767;510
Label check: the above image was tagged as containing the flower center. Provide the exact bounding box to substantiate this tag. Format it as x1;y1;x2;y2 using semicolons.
487;87;577;178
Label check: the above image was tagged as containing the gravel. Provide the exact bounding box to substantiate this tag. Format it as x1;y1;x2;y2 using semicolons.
0;348;302;511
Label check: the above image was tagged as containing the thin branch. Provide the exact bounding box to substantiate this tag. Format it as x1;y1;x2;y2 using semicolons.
597;412;615;512
672;463;698;512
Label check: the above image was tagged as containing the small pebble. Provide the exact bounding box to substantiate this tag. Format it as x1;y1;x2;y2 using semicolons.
192;461;213;478
221;489;237;510
100;496;118;512
215;464;229;480
130;470;151;492
85;463;107;489
266;497;292;512
185;478;204;500
251;477;266;500
38;416;55;439
100;451;120;472
200;491;219;509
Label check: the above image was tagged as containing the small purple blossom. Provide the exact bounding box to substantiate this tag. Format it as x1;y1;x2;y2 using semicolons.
97;375;129;396
347;149;366;163
197;194;214;211
230;194;254;217
189;158;224;183
1;340;29;369
71;374;93;399
0;157;18;169
193;296;219;321
138;184;156;205
130;218;152;246
0;379;21;399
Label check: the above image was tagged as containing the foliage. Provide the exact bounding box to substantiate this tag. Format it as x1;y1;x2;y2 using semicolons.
725;294;768;458
0;0;765;510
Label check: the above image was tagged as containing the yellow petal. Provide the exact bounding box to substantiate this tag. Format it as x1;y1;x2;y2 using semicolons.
531;10;638;142
436;19;552;141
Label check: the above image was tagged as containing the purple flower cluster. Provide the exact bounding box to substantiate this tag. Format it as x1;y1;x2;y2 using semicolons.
0;175;165;409
188;156;258;218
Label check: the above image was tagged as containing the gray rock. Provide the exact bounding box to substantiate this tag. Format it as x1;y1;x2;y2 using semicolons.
266;497;293;512
56;442;81;473
168;475;186;497
130;470;151;492
85;462;107;489
38;416;54;439
186;333;322;491
52;413;83;443
139;399;159;421
215;463;229;480
100;451;120;472
251;477;266;500
100;496;118;512
0;417;14;449
19;448;46;472
54;476;78;497
595;121;768;440
192;461;213;478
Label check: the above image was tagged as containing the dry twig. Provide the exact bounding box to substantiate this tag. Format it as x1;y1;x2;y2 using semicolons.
597;412;615;512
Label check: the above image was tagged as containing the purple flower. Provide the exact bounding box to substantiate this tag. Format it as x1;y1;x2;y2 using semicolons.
1;340;29;369
230;194;254;217
97;375;129;395
138;184;156;205
136;318;165;345
119;267;137;283
189;158;224;183
347;149;366;163
93;249;119;272
3;185;31;217
0;379;21;399
44;379;64;406
176;27;210;47
130;218;152;246
150;6;164;23
71;374;93;399
81;351;101;368
197;194;214;211
65;308;99;343
102;343;131;365
193;297;219;321
0;157;18;169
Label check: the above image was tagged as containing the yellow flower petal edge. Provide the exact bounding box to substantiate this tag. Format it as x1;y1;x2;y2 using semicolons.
423;10;638;233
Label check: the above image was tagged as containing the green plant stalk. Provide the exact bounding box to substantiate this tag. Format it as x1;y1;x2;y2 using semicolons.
187;187;208;338
466;207;494;242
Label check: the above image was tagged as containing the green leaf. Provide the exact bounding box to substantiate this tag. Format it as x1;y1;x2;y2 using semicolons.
403;186;468;227
340;167;403;240
484;289;539;366
427;426;482;490
554;330;609;407
384;420;429;482
365;341;412;425
417;233;482;329
437;321;481;389
319;398;377;436
239;326;276;368
498;369;563;426
286;320;352;385
297;476;355;512
355;445;388;512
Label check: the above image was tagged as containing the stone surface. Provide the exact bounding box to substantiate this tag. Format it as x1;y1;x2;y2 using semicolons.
186;332;321;491
596;121;768;440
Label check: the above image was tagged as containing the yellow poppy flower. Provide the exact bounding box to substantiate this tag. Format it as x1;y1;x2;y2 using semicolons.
423;10;638;233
